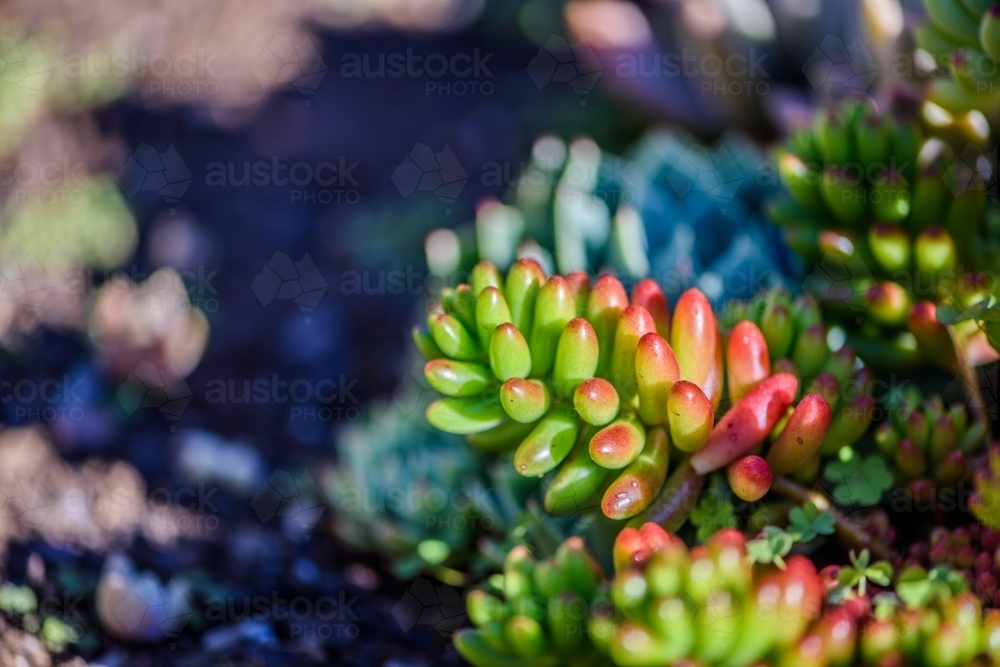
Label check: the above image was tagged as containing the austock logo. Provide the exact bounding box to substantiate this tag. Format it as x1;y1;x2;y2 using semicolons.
113;579;192;643
336;48;495;97
115;360;194;430
0;34;52;94
251;469;326;533
116;143;193;205
391;359;440;417
527;35;602;104
204;156;360;204
251;252;327;316
0;468;52;528
100;554;193;645
251;35;327;102
946;363;1000;423
802;245;875;325
667;142;746;207
392;577;466;637
392;143;468;214
802;35;878;94
0;253;52;322
944;143;998;202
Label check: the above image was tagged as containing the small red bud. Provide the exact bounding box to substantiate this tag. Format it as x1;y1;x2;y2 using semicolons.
727;455;773;502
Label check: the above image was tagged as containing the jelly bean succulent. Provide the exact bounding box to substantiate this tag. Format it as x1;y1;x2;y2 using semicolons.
454;536;609;667
871;389;987;499
769;100;999;370
917;0;1000;113
345;129;805;594
457;523;1000;667
416;260;844;522
896;524;1000;607
722;289;878;476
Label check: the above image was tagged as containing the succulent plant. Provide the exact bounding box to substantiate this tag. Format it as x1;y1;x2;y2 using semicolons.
769;100;999;371
417;261;847;526
859;585;997;667
917;0;1000;114
326;401;493;578
593;523;835;667
897;524;1000;607
722;289;877;475
427;132;796;310
323;400;551;582
456;523;1000;667
872;389;987;498
454;537;610;667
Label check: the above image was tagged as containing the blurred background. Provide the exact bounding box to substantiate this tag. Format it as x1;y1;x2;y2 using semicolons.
0;0;983;664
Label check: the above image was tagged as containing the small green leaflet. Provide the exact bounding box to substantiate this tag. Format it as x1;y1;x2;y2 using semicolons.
787;502;836;543
824;455;893;508
936;300;1000;325
747;526;797;569
837;549;893;597
936;299;1000;354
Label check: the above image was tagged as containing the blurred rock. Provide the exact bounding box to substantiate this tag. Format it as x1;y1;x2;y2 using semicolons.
96;553;191;644
90;267;209;379
200;619;276;652
0;427;213;553
173;429;267;498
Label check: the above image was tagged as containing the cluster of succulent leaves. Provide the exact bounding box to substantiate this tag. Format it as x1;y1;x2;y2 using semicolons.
454;537;609;667
431;131;795;309
917;0;1000;113
322;400;607;582
721;289;877;475
769;99;998;370
972;446;1000;531
417;259;713;523
871;388;987;496
415;258;865;528
861;582;996;667
459;523;1000;667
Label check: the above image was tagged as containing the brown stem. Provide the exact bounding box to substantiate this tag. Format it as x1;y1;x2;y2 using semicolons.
635;458;705;533
771;477;893;562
